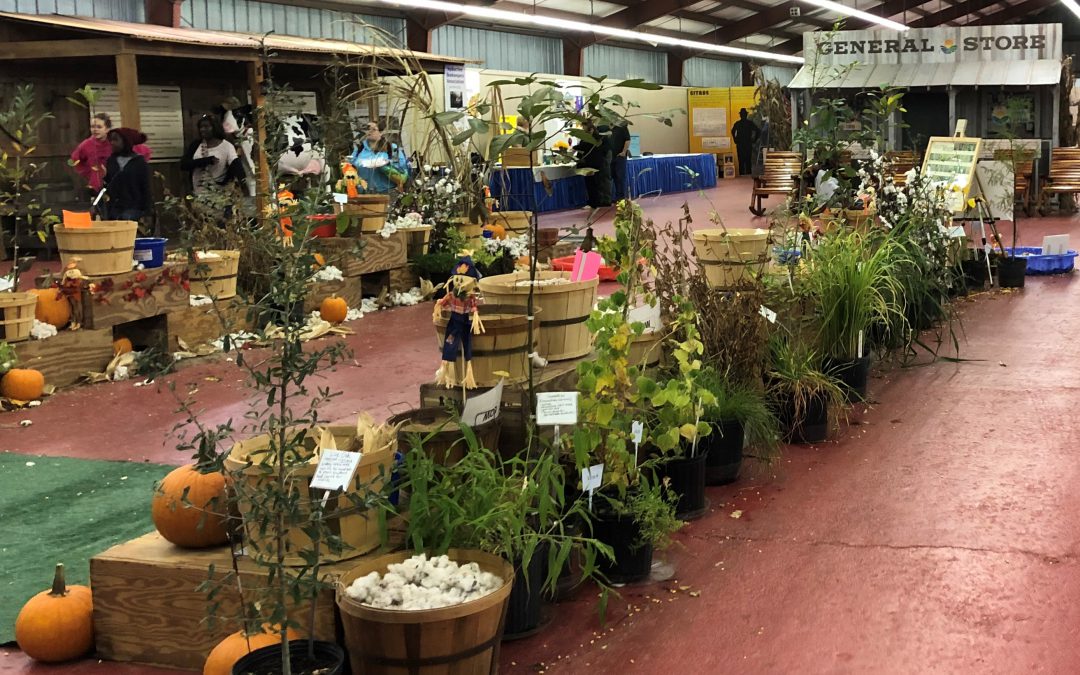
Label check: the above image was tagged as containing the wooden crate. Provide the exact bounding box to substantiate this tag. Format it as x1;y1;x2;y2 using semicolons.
167;300;252;351
419;355;586;456
91;531;401;671
312;233;407;277
304;276;363;314
82;263;190;330
13;326;113;388
389;265;418;293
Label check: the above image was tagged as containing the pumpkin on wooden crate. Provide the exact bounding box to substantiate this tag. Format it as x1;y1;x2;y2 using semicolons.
151;464;229;548
29;288;71;328
14;564;93;663
1;368;45;401
203;625;300;675
112;336;133;356
320;295;348;324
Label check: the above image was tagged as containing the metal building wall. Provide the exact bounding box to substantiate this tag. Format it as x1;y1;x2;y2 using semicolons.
432;25;563;74
757;65;797;87
0;0;143;21
682;57;741;87
181;0;404;44
583;44;666;84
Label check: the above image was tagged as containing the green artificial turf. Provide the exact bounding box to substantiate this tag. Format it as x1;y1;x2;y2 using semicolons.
0;452;170;645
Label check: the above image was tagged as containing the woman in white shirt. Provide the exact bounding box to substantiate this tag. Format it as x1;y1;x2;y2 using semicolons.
181;114;244;194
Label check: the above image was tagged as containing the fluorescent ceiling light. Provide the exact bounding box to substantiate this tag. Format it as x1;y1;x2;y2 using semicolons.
801;0;910;32
376;0;805;65
1062;0;1080;21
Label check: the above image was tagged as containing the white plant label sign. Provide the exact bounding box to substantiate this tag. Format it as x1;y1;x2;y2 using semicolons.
631;421;644;444
461;380;503;427
332;192;349;204
536;392;578;426
310;449;362;492
582;464;604;492
759;305;777;323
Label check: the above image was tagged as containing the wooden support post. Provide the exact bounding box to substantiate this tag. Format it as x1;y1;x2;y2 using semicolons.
246;60;272;219
563;38;583;78
115;53;141;129
667;51;686;87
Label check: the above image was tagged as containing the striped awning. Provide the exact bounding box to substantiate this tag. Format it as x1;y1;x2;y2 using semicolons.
789;59;1061;89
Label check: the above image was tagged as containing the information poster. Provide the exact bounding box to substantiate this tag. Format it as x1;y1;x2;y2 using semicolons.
687;86;757;174
89;84;184;159
921;136;982;213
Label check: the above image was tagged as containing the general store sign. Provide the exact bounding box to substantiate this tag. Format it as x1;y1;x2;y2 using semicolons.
804;24;1061;66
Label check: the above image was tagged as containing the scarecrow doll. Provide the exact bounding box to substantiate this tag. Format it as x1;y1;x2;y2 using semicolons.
273;186;298;246
432;253;485;389
336;161;364;198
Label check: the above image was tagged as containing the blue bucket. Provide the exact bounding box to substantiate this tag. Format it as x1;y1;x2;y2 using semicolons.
133;237;167;268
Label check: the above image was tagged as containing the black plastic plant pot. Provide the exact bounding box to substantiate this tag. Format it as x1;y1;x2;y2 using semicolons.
703;419;744;485
232;640;345;675
661;452;708;520
777;392;829;445
503;545;549;640
591;510;653;584
998;256;1027;288
961;258;990;292
826;355;871;402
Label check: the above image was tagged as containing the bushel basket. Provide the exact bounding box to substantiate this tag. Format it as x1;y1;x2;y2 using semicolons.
478;271;597;361
55;220;138;276
692;228;770;289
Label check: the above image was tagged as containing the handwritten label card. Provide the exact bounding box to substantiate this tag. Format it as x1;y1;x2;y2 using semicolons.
631;420;644;445
536;392;578;426
332;192;349;204
758;306;777;324
310;449;362;491
582;464;604;492
461;380;503;427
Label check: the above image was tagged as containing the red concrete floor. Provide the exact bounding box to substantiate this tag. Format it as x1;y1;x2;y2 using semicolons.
4;179;1080;673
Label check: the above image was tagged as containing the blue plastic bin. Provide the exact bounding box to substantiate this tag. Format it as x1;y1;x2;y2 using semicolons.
133;237;167;268
1006;247;1078;275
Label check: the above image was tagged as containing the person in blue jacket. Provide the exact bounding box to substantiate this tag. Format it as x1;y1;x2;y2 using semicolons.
350;120;408;193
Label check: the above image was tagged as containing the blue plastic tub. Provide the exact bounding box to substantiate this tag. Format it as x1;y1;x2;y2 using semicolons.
133;237;167;268
1006;247;1078;275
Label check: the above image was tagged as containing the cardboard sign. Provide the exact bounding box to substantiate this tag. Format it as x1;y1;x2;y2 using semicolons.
536;392;578;426
62;210;92;229
461;380;503;427
310;449;362;491
1043;234;1069;255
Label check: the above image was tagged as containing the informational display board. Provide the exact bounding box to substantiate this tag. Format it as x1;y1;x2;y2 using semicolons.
687;86;757;174
89;84;184;159
921;136;982;213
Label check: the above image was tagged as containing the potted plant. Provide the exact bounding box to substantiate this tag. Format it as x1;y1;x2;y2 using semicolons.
766;337;846;445
399;433;610;638
697;368;779;485
804;230;907;401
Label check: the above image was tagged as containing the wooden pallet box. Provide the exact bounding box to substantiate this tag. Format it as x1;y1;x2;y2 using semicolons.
13;327;113;388
82;263;190;330
90;531;399;671
389;265;419;292
304;276;363;314
167;300;253;350
312;232;407;277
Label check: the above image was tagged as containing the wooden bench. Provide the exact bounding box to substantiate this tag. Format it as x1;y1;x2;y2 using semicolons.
750;151;802;216
993;149;1035;216
887;151;919;186
1038;147;1080;214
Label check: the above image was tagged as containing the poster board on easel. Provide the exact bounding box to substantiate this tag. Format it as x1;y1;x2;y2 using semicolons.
687;86;756;173
921;136;983;214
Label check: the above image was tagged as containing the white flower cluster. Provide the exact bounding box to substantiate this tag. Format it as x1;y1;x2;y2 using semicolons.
189;295;213;307
345;554;503;610
211;331;258;351
379;211;428;239
389;288;424;306
314;265;344;282
515;277;571;287
483;235;529;260
346;307;364;321
29;319;57;340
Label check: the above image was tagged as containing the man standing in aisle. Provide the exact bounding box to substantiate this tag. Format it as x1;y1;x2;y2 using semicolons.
609;120;632;202
731;108;760;176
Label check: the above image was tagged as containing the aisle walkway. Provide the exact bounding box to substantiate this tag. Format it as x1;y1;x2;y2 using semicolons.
4;179;1080;673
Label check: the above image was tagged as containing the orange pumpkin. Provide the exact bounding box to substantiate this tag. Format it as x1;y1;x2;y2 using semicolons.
319;295;348;324
483;223;507;240
113;337;134;356
29;288;71;328
15;564;93;663
1;368;45;401
204;626;301;675
151;464;229;548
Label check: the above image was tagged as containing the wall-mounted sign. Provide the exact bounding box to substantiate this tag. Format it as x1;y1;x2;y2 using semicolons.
89;84;184;159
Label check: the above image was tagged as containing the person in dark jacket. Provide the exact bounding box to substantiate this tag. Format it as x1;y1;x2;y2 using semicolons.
103;128;152;222
576;119;611;208
731;108;760;176
608;120;632;202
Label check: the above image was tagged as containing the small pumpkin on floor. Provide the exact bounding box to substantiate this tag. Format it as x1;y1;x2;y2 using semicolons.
203;625;301;675
113;336;133;355
319;294;348;324
14;563;94;663
29;288;71;328
1;368;45;401
151;464;229;548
